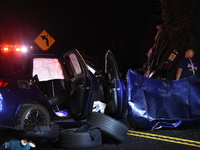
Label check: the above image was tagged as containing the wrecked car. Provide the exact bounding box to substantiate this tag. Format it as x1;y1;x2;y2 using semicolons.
0;46;127;140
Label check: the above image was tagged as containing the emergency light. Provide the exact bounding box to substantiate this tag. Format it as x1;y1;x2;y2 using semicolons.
1;44;30;53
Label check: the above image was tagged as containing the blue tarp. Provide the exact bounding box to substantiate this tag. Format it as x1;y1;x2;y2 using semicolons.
127;69;200;130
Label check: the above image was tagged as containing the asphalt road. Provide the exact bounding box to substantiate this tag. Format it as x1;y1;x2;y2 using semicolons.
1;127;200;150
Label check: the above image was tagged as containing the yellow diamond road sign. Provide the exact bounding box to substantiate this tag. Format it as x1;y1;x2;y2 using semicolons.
34;30;55;51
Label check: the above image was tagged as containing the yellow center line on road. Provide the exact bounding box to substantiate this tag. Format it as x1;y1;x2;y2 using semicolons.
128;130;200;148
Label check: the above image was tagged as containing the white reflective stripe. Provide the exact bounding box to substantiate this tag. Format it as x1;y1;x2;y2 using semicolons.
188;58;195;75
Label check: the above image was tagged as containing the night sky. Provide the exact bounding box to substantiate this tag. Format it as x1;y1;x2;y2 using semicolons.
0;0;158;75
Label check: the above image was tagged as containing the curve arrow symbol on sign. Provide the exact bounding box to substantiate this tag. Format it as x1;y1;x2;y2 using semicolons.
41;35;49;46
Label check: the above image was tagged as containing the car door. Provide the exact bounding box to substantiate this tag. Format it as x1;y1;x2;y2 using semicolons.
105;50;127;119
63;49;93;119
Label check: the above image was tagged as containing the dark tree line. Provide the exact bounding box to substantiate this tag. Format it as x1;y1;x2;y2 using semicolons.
158;0;200;58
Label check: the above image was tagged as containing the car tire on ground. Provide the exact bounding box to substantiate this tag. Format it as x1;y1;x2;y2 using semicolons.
87;112;128;143
14;124;61;148
59;125;102;149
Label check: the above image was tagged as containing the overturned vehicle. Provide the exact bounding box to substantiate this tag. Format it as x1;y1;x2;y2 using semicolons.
142;24;179;80
128;25;200;130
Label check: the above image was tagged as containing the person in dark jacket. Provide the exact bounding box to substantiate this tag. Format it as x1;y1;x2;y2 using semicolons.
176;49;198;80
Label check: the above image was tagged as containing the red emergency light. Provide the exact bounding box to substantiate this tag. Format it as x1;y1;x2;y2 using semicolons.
0;79;9;87
3;47;9;51
1;45;28;53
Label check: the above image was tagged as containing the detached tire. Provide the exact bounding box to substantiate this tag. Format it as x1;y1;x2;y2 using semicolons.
87;112;128;143
59;125;102;149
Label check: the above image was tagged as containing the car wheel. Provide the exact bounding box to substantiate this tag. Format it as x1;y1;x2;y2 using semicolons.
17;104;51;128
87;112;128;143
15;104;56;140
59;125;102;149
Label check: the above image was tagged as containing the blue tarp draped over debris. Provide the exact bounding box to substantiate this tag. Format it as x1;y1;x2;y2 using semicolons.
127;69;200;130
